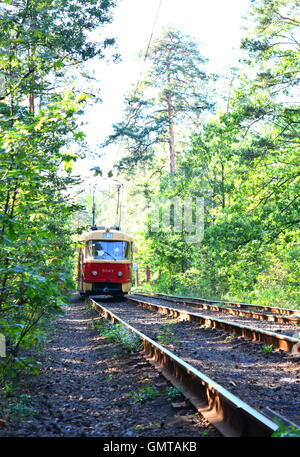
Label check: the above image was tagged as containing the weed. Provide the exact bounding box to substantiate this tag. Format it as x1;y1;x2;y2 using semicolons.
91;320;107;332
94;321;143;353
85;300;96;313
2;381;13;396
6;394;37;420
224;335;235;344
130;385;160;403
258;344;273;354
153;422;161;428
271;419;300;437
135;424;145;431
137;375;149;384
163;386;183;401
156;323;181;344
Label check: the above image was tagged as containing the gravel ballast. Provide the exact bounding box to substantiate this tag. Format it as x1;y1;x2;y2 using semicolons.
94;296;300;427
0;294;219;438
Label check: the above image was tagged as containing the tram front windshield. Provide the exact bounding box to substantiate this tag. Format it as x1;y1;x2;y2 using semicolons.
89;240;130;260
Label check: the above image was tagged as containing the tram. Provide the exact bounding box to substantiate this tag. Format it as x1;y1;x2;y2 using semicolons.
77;226;133;298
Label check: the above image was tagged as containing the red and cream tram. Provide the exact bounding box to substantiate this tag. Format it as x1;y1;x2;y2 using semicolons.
77;226;133;298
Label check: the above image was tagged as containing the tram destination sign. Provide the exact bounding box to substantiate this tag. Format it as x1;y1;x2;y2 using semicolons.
103;233;113;239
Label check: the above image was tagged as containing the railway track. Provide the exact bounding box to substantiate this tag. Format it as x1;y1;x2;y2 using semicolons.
133;292;300;325
90;295;300;437
128;294;300;353
136;291;299;315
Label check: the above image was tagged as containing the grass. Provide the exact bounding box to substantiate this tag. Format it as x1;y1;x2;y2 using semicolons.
258;344;274;354
92;320;143;353
163;386;183;401
271;419;300;437
129;385;160;403
133;284;300;311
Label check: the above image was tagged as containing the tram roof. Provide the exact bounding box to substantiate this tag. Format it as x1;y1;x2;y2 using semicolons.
79;227;133;242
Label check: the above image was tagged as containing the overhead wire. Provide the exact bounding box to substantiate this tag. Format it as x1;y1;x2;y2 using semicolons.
77;3;165;226
132;0;164;99
143;0;164;63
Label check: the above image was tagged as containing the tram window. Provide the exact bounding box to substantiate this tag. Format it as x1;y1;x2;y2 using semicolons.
88;240;130;260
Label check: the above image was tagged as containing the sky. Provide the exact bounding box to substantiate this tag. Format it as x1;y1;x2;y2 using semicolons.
74;0;251;179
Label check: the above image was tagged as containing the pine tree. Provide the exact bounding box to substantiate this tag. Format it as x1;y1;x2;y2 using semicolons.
105;27;215;175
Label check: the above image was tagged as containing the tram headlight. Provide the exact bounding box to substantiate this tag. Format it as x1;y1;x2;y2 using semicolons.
92;270;98;276
117;271;123;277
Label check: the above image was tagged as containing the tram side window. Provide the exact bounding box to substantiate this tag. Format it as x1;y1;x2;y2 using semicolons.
88;240;130;260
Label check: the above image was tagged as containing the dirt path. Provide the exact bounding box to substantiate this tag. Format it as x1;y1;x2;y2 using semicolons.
0;294;218;438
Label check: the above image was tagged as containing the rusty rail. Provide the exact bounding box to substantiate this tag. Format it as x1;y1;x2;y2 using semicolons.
132;292;299;325
127;296;300;353
90;297;279;437
134;291;299;317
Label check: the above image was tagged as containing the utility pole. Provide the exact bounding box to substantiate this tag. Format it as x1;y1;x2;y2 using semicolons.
91;186;96;229
115;183;123;229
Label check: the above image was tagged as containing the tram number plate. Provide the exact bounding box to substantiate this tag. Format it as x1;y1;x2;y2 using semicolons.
103;233;113;239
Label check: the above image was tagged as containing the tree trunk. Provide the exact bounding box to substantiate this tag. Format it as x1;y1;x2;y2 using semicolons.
28;13;35;114
166;53;175;175
221;162;225;209
166;95;175;174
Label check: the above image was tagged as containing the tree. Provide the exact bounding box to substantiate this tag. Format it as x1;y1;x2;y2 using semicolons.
0;0;117;112
241;0;299;96
105;27;215;174
0;0;117;380
233;0;300;242
120;3;299;307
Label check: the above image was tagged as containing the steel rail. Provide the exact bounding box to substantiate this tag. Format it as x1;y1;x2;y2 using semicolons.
134;291;299;317
131;293;300;325
127;296;300;353
90;297;278;437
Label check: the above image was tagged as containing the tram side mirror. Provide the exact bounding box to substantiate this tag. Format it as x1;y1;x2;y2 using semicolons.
133;246;138;254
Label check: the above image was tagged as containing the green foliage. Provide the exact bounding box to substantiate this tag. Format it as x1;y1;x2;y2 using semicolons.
0;0;116;386
95;321;143;353
163;386;183;401
115;1;299;311
271;419;300;437
130;385;160;403
104;26;215;174
241;0;299;96
0;0;117;105
258;344;274;354
4;393;37;420
0;90;87;380
156;321;181;344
